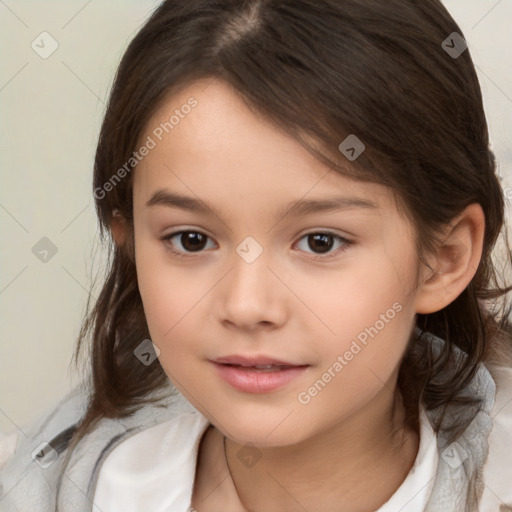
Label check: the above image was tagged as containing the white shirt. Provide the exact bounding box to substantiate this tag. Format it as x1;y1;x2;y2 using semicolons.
2;356;512;511
93;404;439;512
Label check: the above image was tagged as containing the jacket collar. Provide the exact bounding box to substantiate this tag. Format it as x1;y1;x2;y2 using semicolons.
0;328;498;512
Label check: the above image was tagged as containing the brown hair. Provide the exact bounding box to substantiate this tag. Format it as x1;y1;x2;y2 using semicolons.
58;0;512;502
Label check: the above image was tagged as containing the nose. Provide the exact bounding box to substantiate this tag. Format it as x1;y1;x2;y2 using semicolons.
216;245;289;332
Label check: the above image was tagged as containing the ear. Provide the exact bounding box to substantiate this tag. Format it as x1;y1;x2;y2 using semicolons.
110;209;127;247
414;203;485;314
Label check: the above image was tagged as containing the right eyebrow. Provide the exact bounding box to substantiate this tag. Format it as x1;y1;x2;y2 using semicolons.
145;189;380;222
145;189;223;217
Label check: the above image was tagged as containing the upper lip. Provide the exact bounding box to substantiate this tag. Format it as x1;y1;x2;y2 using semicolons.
212;355;307;367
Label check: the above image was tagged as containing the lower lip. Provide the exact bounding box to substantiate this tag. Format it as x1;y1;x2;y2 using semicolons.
211;362;309;393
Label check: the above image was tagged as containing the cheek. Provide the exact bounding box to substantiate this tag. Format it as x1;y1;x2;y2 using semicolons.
136;266;201;380
304;250;417;376
134;233;194;341
133;236;217;378
312;256;409;333
137;267;203;347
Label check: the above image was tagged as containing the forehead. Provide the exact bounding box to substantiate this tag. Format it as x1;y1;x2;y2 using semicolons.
140;78;316;169
134;78;393;213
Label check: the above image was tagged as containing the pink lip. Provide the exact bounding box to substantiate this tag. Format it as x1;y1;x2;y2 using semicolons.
212;355;302;366
211;361;310;393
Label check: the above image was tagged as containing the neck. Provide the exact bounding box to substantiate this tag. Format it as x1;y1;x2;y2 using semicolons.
224;386;419;512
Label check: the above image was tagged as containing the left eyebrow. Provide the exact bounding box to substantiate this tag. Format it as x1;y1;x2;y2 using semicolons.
145;189;379;220
279;195;379;219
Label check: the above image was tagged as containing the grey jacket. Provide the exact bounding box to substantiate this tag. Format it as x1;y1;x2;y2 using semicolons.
1;330;512;511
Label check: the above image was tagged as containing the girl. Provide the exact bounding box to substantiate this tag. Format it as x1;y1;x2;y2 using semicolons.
2;1;512;511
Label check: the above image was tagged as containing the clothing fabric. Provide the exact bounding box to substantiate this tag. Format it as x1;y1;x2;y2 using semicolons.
1;330;512;511
93;401;439;512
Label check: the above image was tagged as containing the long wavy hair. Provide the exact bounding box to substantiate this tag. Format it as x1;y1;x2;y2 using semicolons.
57;0;512;504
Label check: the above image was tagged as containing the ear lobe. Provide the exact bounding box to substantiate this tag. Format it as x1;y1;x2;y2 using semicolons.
110;209;127;247
414;203;485;314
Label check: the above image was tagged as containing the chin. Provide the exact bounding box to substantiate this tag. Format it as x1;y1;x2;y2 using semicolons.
217;415;309;449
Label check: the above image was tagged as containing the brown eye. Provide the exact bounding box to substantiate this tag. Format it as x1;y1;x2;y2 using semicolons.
307;233;335;254
162;230;215;256
295;232;352;259
179;231;208;252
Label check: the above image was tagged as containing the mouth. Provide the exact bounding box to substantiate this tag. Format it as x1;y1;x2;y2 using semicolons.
210;359;310;393
217;363;303;372
212;354;306;367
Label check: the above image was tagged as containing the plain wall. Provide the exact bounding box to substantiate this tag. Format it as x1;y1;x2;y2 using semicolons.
1;0;512;435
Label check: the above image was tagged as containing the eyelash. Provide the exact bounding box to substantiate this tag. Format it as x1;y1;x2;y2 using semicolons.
160;230;353;260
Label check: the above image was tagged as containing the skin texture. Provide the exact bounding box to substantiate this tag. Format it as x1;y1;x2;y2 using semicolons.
111;78;485;512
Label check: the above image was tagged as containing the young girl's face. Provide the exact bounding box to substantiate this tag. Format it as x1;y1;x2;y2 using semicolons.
132;78;425;447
